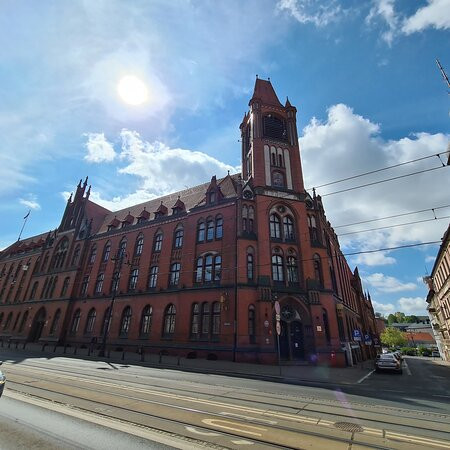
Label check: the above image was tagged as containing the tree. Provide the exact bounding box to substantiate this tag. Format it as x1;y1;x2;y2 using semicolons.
405;315;419;323
387;314;396;325
394;312;406;323
380;327;407;348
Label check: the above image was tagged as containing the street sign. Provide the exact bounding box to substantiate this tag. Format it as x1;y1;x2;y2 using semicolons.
275;313;281;321
373;337;380;347
276;321;281;336
264;320;269;328
274;301;280;315
353;329;362;341
364;334;372;345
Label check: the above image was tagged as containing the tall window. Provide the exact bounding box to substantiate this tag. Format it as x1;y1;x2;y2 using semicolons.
201;302;210;336
197;222;205;242
61;277;70;297
214;256;221;281
163;304;176;337
101;307;111;335
272;254;284;282
3;312;12;330
212;302;221;335
80;276;89;296
215;216;223;239
140;305;152;336
191;303;200;336
195;257;203;283
48;276;58;298
247;251;254;281
119;306;132;337
85;308;96;334
174;228;183;248
153;233;163;252
95;273;104;294
204;255;213;282
313;254;323;287
248;305;256;343
287;256;299;283
148;266;158;288
102;242;111;262
135;235;144;256
269;214;281;239
118;238;127;258
72;245;80;266
206;219;214;240
195;254;221;283
111;271;120;293
29;281;39;300
18;311;29;333
71;309;81;334
169;263;181;286
89;245;97;264
52;237;68;269
50;309;61;335
283;216;294;240
128;268;139;291
308;215;318;243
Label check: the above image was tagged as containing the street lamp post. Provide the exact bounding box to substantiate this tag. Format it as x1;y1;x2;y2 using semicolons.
98;250;129;357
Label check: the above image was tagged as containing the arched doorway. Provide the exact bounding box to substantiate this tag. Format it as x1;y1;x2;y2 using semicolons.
29;307;46;342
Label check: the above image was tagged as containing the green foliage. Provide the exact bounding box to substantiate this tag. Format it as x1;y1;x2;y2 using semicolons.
405;315;419;323
400;346;417;356
395;312;406;323
380;327;407;348
387;314;396;324
417;346;431;356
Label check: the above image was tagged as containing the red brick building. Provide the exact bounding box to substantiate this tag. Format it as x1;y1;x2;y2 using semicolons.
0;79;378;366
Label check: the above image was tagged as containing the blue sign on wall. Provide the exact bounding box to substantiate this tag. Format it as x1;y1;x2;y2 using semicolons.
353;329;362;341
364;334;372;345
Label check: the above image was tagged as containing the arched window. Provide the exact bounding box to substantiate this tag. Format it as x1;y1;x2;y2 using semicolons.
18;311;29;333
272;254;284;282
101;307;111;335
118;238;127;258
128;268;139;291
215;216;223;239
102;241;111;262
42;253;49;272
206;219;214;241
48;276;58;298
169;263;181;286
50;309;60;335
61;277;70;297
71;245;80;266
163;304;176;337
248;207;254;232
214;255;222;281
3;312;13;330
52;237;69;269
263;114;287;140
135;235;144;256
287;256;299;284
195;257;203;283
148;266;158;288
70;309;81;334
195;254;221;283
283;216;294;240
95;273;104;294
201;302;210;336
119;306;132;337
313;254;323;287
190;303;200;336
33;257;41;274
197;221;205;242
204;255;213;282
272;152;277;166
41;277;49;299
153;233;163;252
29;281;39;300
247;252;254;281
308;215;318;243
278;153;283;167
13;312;21;331
242;205;248;232
140;305;152;336
269;214;281;239
89;245;97;264
85;308;96;334
248;305;256;343
212;302;221;335
174;228;184;248
80;275;89;296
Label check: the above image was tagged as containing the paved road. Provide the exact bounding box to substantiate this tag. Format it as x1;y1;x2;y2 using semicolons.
0;352;449;449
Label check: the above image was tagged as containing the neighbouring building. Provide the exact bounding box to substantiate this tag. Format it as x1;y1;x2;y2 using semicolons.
0;79;378;367
425;224;450;360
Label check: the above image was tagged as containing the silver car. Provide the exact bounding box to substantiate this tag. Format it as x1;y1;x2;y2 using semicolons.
375;353;403;374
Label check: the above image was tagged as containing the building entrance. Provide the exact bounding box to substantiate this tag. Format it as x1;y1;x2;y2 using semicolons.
279;320;305;360
29;307;46;342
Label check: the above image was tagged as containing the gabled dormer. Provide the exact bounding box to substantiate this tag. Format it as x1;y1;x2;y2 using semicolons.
107;216;120;231
206;176;224;205
121;212;134;228
154;202;168;219
171;197;186;215
137;207;150;223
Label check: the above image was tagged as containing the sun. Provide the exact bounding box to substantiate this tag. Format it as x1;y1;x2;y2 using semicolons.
117;75;149;105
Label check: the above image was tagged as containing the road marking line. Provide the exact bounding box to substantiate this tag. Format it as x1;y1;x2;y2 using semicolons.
185;426;220;437
231;440;254;445
361;426;383;437
220;412;277;425
403;360;412;376
357;369;375;384
317;419;334;427
386;431;450;448
201;419;266;437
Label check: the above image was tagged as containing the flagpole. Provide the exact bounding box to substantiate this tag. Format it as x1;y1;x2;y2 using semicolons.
18;210;31;242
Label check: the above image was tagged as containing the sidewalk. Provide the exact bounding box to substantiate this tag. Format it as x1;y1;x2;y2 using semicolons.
1;343;373;386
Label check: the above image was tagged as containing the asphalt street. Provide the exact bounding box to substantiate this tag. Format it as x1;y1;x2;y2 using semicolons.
0;351;449;449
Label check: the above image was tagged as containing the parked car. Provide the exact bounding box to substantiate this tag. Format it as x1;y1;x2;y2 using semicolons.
392;351;403;361
375;353;403;374
0;362;5;398
431;350;441;358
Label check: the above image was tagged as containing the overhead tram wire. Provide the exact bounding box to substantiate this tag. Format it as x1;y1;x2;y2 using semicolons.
333;204;450;229
307;150;449;191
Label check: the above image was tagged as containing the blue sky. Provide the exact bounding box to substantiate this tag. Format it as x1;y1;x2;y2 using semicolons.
0;0;449;316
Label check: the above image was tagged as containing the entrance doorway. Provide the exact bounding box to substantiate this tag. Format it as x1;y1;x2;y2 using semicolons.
29;307;46;342
279;320;305;360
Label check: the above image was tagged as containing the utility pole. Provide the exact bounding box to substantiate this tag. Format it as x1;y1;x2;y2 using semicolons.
436;59;450;90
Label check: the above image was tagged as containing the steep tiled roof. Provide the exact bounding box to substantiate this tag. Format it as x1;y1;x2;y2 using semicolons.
250;78;283;107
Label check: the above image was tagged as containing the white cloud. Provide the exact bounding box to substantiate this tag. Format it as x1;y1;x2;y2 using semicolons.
364;272;417;293
19;194;41;211
402;0;450;34
425;255;436;263
300;103;449;267
277;0;342;27
372;300;395;314
83;129;239;210
366;0;399;45
84;132;117;163
398;296;428;315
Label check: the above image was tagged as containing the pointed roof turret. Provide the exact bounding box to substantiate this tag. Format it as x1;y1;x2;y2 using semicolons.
285;97;292;108
154;201;168;217
172;196;186;214
249;78;283;107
